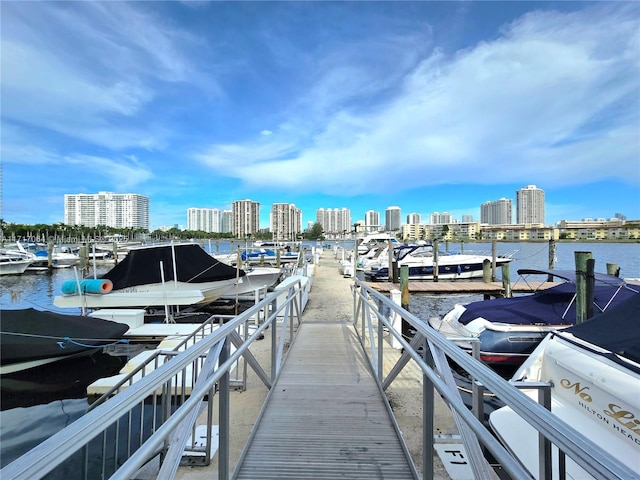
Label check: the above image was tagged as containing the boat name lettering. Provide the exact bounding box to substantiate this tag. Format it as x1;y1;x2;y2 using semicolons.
579;401;610;425
560;378;592;402
604;404;640;437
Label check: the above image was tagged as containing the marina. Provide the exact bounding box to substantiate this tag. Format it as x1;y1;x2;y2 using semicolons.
3;242;636;478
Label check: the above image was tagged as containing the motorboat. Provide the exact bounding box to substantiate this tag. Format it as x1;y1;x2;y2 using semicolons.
363;242;513;281
221;265;283;297
0;308;130;374
53;243;245;309
26;244;80;270
215;247;299;266
428;268;639;365
0;250;34;275
357;232;398;255
489;294;640;478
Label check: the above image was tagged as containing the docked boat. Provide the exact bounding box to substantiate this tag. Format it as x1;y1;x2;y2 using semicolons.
489;294;640;478
53;243;245;309
215;247;299;266
357;232;398;255
26;244;80;270
0;308;130;374
428;268;639;365
221;265;283;297
0;250;34;275
363;242;513;281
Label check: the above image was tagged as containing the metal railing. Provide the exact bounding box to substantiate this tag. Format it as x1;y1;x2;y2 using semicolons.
1;278;305;480
352;278;638;480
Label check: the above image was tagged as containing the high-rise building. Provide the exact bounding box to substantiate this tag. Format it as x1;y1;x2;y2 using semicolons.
187;208;221;233
429;212;453;225
481;198;512;225
385;206;401;231
270;203;302;241
220;210;233;234
64;191;149;229
316;208;352;234
406;213;421;225
516;185;545;225
462;214;474;223
364;210;381;232
232;199;260;238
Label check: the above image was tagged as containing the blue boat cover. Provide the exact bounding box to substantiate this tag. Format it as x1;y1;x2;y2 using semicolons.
563;294;640;371
458;281;639;326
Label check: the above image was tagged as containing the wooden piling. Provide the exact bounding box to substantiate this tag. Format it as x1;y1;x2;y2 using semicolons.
491;240;497;282
482;259;491;283
548;239;556;270
433;239;439;282
574;251;592;324
606;263;620;277
47;240;54;270
502;263;511;298
400;265;409;310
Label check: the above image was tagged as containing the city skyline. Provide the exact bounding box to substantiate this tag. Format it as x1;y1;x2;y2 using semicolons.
2;2;639;230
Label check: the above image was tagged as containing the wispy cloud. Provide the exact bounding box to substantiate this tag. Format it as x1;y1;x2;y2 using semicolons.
1;1;637;227
197;3;639;194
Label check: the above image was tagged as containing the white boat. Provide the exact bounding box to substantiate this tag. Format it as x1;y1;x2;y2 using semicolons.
489;294;640;479
364;242;513;281
26;245;80;270
0;250;34;275
357;232;398;255
214;247;299;266
221;266;283;297
54;243;245;309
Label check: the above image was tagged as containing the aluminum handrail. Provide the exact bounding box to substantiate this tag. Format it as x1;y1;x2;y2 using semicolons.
1;279;305;480
353;278;639;480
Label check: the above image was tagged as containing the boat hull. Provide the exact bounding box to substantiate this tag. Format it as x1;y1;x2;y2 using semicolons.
1;308;129;374
54;278;239;309
364;259;510;281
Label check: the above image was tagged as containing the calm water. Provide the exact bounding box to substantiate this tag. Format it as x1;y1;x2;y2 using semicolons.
1;240;639;468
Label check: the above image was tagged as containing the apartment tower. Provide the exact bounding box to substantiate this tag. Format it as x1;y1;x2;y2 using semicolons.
232;199;260;238
64;191;149;229
481;198;513;225
187;208;221;233
516;185;545;225
316;208;352;235
364;210;381;232
385;206;401;231
270;203;302;241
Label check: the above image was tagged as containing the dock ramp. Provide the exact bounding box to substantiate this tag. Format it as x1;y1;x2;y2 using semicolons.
234;321;416;479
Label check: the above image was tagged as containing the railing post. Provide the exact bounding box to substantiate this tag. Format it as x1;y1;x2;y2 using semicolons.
218;337;231;480
423;339;434;480
271;298;277;382
539;384;553;480
377;309;384;382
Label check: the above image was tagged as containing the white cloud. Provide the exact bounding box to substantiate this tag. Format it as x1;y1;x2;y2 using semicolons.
198;4;639;194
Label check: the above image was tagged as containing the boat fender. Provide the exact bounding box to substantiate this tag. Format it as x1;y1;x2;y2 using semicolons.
61;279;113;295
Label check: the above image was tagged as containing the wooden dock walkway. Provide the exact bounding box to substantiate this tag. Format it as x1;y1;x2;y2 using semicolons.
234;320;416;479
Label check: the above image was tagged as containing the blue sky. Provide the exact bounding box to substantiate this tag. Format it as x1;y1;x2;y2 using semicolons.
1;1;639;231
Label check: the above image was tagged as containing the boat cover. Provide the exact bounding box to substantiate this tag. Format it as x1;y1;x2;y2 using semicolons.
102;244;244;290
517;268;627;286
457;282;639;326
562;294;640;369
1;308;130;365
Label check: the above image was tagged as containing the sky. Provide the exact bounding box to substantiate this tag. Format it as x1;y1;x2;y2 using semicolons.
1;1;639;231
